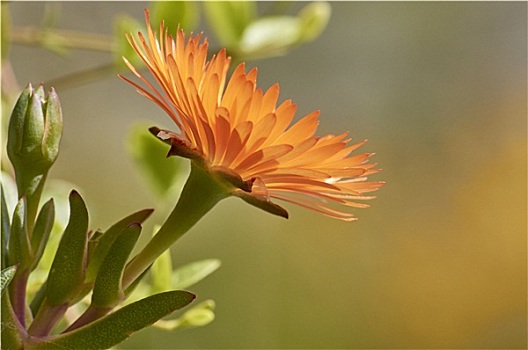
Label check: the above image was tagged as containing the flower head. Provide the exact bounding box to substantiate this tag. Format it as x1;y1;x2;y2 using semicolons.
121;10;384;221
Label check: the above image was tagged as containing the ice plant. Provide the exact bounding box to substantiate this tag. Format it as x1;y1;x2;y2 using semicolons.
120;10;384;286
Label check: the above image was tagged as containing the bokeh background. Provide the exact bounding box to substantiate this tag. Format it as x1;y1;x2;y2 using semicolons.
4;1;526;349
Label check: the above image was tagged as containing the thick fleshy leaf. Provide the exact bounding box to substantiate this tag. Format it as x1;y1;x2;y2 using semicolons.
172;259;221;290
151;1;199;32
1;265;17;295
127;123;185;197
8;197;32;269
202;1;256;47
46;190;88;305
26;291;196;350
30;198;54;271
155;299;215;331
92;223;141;308
1;185;11;268
85;208;153;283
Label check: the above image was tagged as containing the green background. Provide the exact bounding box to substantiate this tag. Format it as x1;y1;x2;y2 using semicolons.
5;1;527;348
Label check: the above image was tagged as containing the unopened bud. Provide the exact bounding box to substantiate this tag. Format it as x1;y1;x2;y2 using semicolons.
7;84;63;177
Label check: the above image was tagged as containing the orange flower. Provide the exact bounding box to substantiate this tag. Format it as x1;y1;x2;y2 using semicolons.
120;10;384;221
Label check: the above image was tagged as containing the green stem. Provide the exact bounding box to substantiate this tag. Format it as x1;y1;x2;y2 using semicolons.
122;162;230;289
44;63;118;91
9;268;29;328
27;299;67;337
16;172;47;236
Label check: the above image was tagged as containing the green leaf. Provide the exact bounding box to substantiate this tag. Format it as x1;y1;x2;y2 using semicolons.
155;299;215;331
26;291;195;350
202;1;256;47
8;197;33;269
30;198;54;271
92;223;141;308
151;1;199;33
1;185;11;269
85;208;153;283
298;1;331;43
172;259;221;290
151;228;173;294
127;123;185;198
1;265;18;295
46;190;88;305
239;16;302;59
113;14;145;68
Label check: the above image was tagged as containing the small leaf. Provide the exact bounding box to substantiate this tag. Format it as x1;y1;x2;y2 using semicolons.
30;198;55;271
85;208;153;283
172;259;221;290
151;228;173;294
1;185;11;269
113;14;144;68
92;223;141;308
155;299;215;331
26;291;196;350
298;1;332;43
46;190;88;305
8;197;33;269
202;1;256;47
1;265;18;295
127;123;185;197
239;16;302;59
151;1;199;32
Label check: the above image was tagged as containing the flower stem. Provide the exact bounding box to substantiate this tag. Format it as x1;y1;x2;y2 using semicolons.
122;162;230;289
16;172;47;236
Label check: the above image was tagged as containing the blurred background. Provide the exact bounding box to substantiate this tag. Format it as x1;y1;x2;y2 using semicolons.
3;1;526;349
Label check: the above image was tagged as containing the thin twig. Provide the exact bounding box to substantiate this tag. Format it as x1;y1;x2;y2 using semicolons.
10;26;114;53
44;63;120;91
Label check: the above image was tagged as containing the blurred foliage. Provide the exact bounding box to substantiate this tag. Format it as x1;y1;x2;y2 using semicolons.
126;123;186;200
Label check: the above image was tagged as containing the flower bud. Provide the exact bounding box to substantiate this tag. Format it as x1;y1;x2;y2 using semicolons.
7;84;63;178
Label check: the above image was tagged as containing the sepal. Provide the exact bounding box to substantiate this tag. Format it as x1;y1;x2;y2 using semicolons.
234;191;289;219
